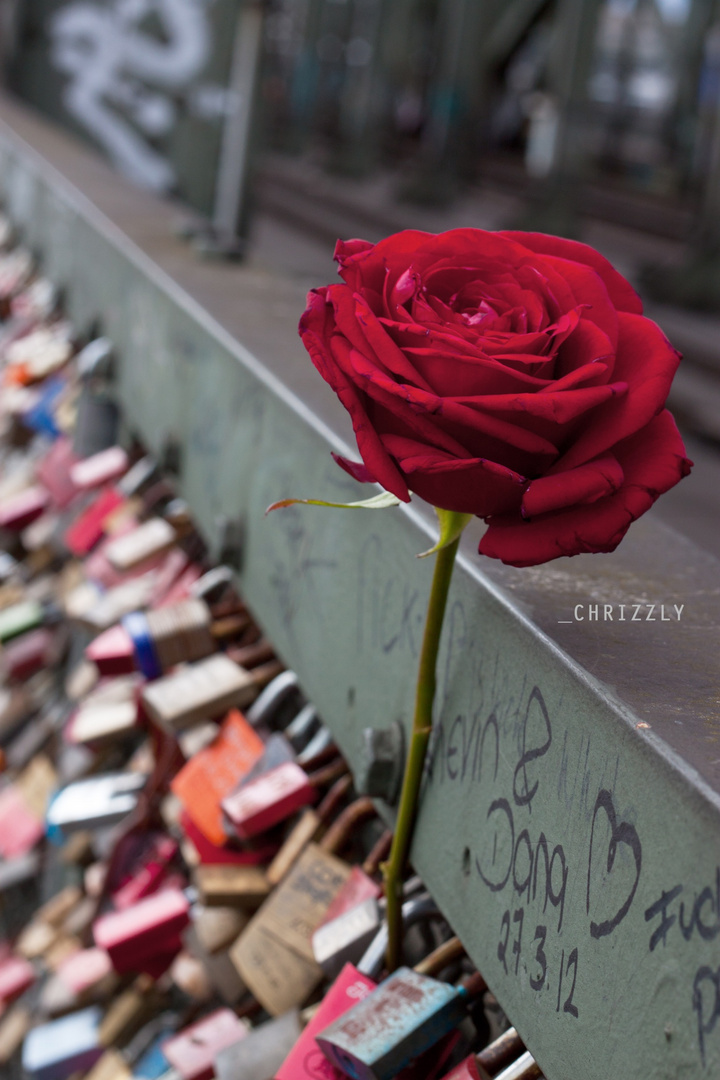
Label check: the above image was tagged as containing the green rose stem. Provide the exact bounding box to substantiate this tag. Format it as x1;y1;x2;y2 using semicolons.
382;518;466;972
266;496;470;971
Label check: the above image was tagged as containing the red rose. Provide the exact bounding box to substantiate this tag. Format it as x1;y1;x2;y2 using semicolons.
299;229;692;567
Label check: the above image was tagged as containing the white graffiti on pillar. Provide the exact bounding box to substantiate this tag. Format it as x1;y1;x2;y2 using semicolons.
49;0;213;191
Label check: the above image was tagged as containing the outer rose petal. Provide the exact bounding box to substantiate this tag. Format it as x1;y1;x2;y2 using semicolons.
548;311;681;474
380;434;526;516
331;454;377;484
479;411;692;566
300;291;410;501
522;454;624;518
498;231;644;314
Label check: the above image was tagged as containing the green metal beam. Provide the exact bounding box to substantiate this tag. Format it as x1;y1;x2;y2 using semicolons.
1;116;720;1080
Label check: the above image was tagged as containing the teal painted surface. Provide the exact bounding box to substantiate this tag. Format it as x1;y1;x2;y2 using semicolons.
1;128;720;1080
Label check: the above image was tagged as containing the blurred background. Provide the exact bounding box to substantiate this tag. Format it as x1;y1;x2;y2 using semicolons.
1;0;719;555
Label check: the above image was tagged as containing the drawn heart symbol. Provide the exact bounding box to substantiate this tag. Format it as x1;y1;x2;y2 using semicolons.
586;789;642;939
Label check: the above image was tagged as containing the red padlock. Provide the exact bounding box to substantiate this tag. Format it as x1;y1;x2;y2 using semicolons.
180;811;279;867
221;760;315;841
64;486;125;556
93;887;190;975
111;834;179;910
0;485;49;531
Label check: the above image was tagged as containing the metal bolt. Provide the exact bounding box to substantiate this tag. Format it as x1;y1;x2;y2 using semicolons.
355;721;405;805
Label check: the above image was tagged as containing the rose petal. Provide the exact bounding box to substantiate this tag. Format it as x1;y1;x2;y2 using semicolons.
380;434;527;516
453;382;626;425
498;231;644;314
300;291;410;501
331;454;378;484
337;230;432;294
553;318;615;380
521;454;624;518
403;347;553;395
352;294;437;392
479;411;692;566
536;255;619;348
549;312;681;473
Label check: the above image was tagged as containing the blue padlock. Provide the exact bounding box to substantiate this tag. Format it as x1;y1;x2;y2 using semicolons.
22;1006;103;1080
316;966;470;1080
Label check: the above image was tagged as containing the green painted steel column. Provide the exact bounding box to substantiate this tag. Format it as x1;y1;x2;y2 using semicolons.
517;0;604;236
667;0;718;192
402;0;493;203
641;0;720;310
285;0;326;153
330;0;390;175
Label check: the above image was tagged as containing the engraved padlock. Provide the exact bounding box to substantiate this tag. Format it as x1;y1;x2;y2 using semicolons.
229;840;352;1015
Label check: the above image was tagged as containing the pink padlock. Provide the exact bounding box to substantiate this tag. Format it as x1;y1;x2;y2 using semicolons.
0;485;49;531
221;761;315;840
85;623;136;676
36;437;80;509
93;887;190;974
162;1008;249;1080
276;963;376;1080
70;446;129;491
317;865;383;930
0;954;35;1003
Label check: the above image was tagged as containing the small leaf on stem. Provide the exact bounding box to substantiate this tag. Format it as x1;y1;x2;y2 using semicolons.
417;508;473;558
266;491;402;515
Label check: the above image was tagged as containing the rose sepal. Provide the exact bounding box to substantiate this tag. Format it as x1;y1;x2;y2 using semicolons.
266;491;402;515
417;508;473;559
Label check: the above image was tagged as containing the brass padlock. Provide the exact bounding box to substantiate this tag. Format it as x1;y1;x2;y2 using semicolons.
229;841;351;1015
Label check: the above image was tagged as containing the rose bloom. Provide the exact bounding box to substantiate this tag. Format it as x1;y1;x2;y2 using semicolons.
299;229;692;567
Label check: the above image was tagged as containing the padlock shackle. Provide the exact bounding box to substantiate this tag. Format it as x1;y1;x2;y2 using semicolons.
316;774;354;824
476;1027;525;1076
358;893;439;979
362;828;393;878
492;1050;541;1080
319;796;377;855
414;935;465;977
245;670;299;727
